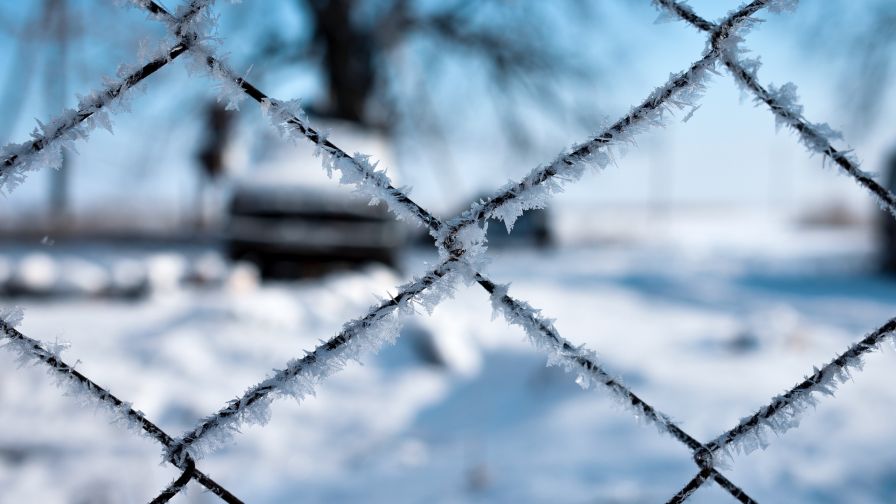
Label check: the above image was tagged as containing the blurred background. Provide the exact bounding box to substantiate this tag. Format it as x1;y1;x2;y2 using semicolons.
1;0;895;502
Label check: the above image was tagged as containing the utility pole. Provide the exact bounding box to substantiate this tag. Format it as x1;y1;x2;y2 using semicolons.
44;0;69;225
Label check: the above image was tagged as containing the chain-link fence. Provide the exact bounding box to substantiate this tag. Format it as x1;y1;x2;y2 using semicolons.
1;1;894;502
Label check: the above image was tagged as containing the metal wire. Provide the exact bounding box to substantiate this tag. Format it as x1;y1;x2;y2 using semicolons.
1;0;892;502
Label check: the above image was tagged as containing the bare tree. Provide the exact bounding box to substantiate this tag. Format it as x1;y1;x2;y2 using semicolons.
239;0;603;191
798;1;896;135
259;0;595;130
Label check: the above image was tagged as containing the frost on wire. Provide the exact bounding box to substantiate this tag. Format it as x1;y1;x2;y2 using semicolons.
655;0;896;468
3;0;892;501
0;0;220;195
0;42;177;194
655;0;896;218
145;0;763;461
134;0;443;232
0;306;142;437
704;317;896;467
487;283;698;443
436;49;725;256
0;307;242;502
259;97;430;227
168;259;465;462
164;23;721;461
181;38;442;231
432;0;777;257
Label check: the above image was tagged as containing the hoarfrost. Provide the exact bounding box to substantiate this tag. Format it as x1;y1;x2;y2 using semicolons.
182;46;253;114
259;96;427;226
488;283;678;436
0;317;155;443
171;260;463;461
708;321;896;465
188;45;433;231
214;63;251;111
766;82;803;132
681;104;701;123
438;49;718;255
716;35;896;217
0;305;24;327
172;0;219;40
0;39;186;194
171;301;408;461
0;0;222;194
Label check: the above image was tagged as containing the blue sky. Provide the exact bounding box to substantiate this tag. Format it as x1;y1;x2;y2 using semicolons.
0;0;893;222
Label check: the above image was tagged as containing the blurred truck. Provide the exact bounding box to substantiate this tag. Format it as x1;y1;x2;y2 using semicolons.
225;122;407;277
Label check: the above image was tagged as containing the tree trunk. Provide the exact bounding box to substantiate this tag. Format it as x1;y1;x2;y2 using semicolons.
308;0;376;125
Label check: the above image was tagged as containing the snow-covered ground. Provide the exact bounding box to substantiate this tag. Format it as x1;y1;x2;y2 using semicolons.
1;210;895;503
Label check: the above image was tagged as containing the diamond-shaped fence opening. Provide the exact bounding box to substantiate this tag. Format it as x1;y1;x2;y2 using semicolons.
1;0;894;502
